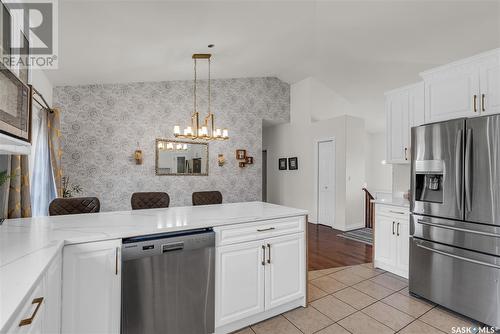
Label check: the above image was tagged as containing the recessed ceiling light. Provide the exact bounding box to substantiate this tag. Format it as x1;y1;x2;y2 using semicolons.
208;44;215;48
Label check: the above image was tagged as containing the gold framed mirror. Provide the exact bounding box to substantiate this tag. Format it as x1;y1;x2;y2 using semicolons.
155;139;209;176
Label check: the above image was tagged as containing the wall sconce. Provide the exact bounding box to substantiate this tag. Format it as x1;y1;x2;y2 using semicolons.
218;154;225;166
134;150;143;165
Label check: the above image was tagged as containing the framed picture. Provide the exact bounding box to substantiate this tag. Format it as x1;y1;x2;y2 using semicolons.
245;156;253;164
239;161;246;168
288;157;298;170
236;149;246;160
278;158;287;170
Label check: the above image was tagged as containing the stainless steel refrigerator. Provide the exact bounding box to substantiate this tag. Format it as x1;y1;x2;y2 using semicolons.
409;115;500;327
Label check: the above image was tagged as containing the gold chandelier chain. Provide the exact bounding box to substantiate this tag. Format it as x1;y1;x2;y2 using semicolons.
208;58;211;114
193;58;197;114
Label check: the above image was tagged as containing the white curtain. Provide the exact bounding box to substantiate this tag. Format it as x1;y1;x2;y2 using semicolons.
31;110;57;216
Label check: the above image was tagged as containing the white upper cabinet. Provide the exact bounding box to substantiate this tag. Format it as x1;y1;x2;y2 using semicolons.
422;63;479;122
421;49;500;122
479;54;500;115
385;82;424;164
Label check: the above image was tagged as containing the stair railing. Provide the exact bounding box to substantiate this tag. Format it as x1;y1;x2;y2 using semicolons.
362;188;375;228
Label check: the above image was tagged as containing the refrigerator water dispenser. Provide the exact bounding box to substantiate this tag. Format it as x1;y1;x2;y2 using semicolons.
414;160;444;204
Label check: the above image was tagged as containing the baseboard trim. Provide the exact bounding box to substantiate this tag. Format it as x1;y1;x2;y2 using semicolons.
346;223;366;231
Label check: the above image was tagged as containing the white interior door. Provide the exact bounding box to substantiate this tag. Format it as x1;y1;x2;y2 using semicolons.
317;140;335;228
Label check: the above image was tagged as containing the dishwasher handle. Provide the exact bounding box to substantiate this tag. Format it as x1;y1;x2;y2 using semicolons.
162;242;184;253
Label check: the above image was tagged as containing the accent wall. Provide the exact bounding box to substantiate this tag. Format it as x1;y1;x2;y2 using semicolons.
53;77;290;211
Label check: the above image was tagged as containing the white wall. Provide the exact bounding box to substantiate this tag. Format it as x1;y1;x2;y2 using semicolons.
263;77;366;231
364;132;392;193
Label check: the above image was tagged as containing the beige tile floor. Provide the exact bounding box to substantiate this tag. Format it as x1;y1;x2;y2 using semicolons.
234;263;485;334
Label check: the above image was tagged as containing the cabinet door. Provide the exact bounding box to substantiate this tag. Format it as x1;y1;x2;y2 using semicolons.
409;82;425;127
395;219;409;278
265;233;305;310
43;253;62;334
374;215;397;269
424;66;480;122
479;56;500;115
386;91;410;163
216;240;265;327
6;281;45;334
62;239;121;334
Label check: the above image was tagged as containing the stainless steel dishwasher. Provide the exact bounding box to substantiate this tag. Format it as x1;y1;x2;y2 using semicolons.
121;228;215;334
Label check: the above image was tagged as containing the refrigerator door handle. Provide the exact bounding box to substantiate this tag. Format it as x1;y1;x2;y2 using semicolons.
465;128;472;212
415;242;500;270
416;219;500;238
455;129;463;212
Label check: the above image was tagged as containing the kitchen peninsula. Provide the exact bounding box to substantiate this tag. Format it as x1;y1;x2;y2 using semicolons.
0;202;307;334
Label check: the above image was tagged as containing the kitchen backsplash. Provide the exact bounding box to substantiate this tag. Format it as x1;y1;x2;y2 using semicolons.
392;164;411;196
54;77;290;211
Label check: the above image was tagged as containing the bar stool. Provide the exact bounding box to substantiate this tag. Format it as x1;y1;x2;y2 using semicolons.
192;191;222;206
49;197;101;216
131;192;170;210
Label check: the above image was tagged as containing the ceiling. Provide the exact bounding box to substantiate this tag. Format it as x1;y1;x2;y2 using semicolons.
47;1;500;132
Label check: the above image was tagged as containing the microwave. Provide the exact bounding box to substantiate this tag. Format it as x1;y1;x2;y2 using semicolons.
0;66;31;142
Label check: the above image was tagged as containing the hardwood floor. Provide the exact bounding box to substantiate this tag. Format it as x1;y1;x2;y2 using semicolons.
308;223;372;270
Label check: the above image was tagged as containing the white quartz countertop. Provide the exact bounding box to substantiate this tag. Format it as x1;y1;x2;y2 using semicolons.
371;198;410;208
0;201;307;331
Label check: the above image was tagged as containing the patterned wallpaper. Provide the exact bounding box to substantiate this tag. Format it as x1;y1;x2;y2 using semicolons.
53;77;290;211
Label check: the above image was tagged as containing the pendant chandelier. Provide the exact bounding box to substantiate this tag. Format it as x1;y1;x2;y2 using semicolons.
173;54;229;140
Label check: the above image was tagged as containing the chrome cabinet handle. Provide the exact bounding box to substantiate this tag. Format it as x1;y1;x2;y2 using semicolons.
397;222;400;236
404;147;408;161
261;245;266;266
473;94;478;112
115;247;119;275
257;227;275;232
392;222;395;235
482;94;486;112
415;242;500;269
19;297;44;327
267;244;271;264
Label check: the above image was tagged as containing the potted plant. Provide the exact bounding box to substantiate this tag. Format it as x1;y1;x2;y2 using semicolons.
62;176;83;198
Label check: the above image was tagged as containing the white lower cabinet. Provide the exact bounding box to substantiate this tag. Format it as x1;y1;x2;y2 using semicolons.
216;240;266;326
265;234;305;309
215;231;305;333
5;253;62;334
43;253;62;334
373;215;397;268
62;239;121;334
374;205;409;278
